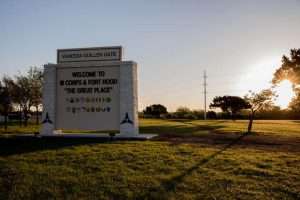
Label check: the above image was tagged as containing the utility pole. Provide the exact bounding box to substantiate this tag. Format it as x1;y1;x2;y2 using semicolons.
203;70;207;120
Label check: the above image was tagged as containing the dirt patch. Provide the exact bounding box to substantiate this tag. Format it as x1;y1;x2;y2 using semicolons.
154;132;300;153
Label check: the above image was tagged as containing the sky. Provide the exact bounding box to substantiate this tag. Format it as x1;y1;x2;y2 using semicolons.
1;0;300;111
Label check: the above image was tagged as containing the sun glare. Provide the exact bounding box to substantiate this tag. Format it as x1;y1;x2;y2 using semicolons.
274;80;295;109
235;57;280;95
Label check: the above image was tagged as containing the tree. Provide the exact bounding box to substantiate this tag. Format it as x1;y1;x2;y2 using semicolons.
210;96;250;120
244;89;275;133
174;107;191;119
3;67;43;127
272;49;300;86
11;74;32;126
27;67;43;125
3;76;23;126
255;106;283;119
0;81;12;131
272;49;300;112
289;89;300;111
191;109;204;119
207;111;217;119
143;104;167;118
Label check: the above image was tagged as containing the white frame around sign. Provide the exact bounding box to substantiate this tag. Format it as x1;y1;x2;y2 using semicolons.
57;46;122;63
40;48;139;136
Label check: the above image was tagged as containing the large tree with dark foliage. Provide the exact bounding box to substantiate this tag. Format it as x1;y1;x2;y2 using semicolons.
143;104;167;118
0;81;12;130
273;49;300;85
273;48;300;111
210;96;250;120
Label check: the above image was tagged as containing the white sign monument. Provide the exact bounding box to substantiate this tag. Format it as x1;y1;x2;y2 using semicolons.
40;46;139;136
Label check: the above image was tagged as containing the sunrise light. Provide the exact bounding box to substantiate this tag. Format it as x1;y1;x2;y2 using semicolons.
274;80;295;109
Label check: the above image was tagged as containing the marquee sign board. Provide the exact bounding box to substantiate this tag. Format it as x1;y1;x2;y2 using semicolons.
40;46;139;136
56;66;120;130
57;46;122;63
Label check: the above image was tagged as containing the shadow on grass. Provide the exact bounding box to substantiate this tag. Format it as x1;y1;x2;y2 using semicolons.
140;120;228;137
0;136;115;157
0;120;227;157
141;133;248;199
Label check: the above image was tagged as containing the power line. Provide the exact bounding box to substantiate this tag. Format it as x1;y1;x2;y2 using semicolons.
204;70;207;120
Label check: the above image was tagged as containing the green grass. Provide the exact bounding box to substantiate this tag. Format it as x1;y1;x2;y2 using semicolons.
0;122;39;135
2;119;300;137
0;119;300;199
140;119;300;137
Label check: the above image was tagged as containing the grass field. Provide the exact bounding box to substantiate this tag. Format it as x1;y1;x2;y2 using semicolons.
0;119;299;199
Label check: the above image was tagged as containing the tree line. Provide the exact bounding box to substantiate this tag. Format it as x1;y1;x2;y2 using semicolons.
142;49;300;133
0;67;43;130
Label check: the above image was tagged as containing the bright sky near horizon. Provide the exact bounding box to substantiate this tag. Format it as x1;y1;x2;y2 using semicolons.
1;0;300;111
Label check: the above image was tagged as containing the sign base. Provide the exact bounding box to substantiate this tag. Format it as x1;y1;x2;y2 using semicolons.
40;133;157;140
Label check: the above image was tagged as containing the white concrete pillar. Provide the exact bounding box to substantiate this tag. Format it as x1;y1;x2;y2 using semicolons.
119;61;139;135
40;64;56;135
